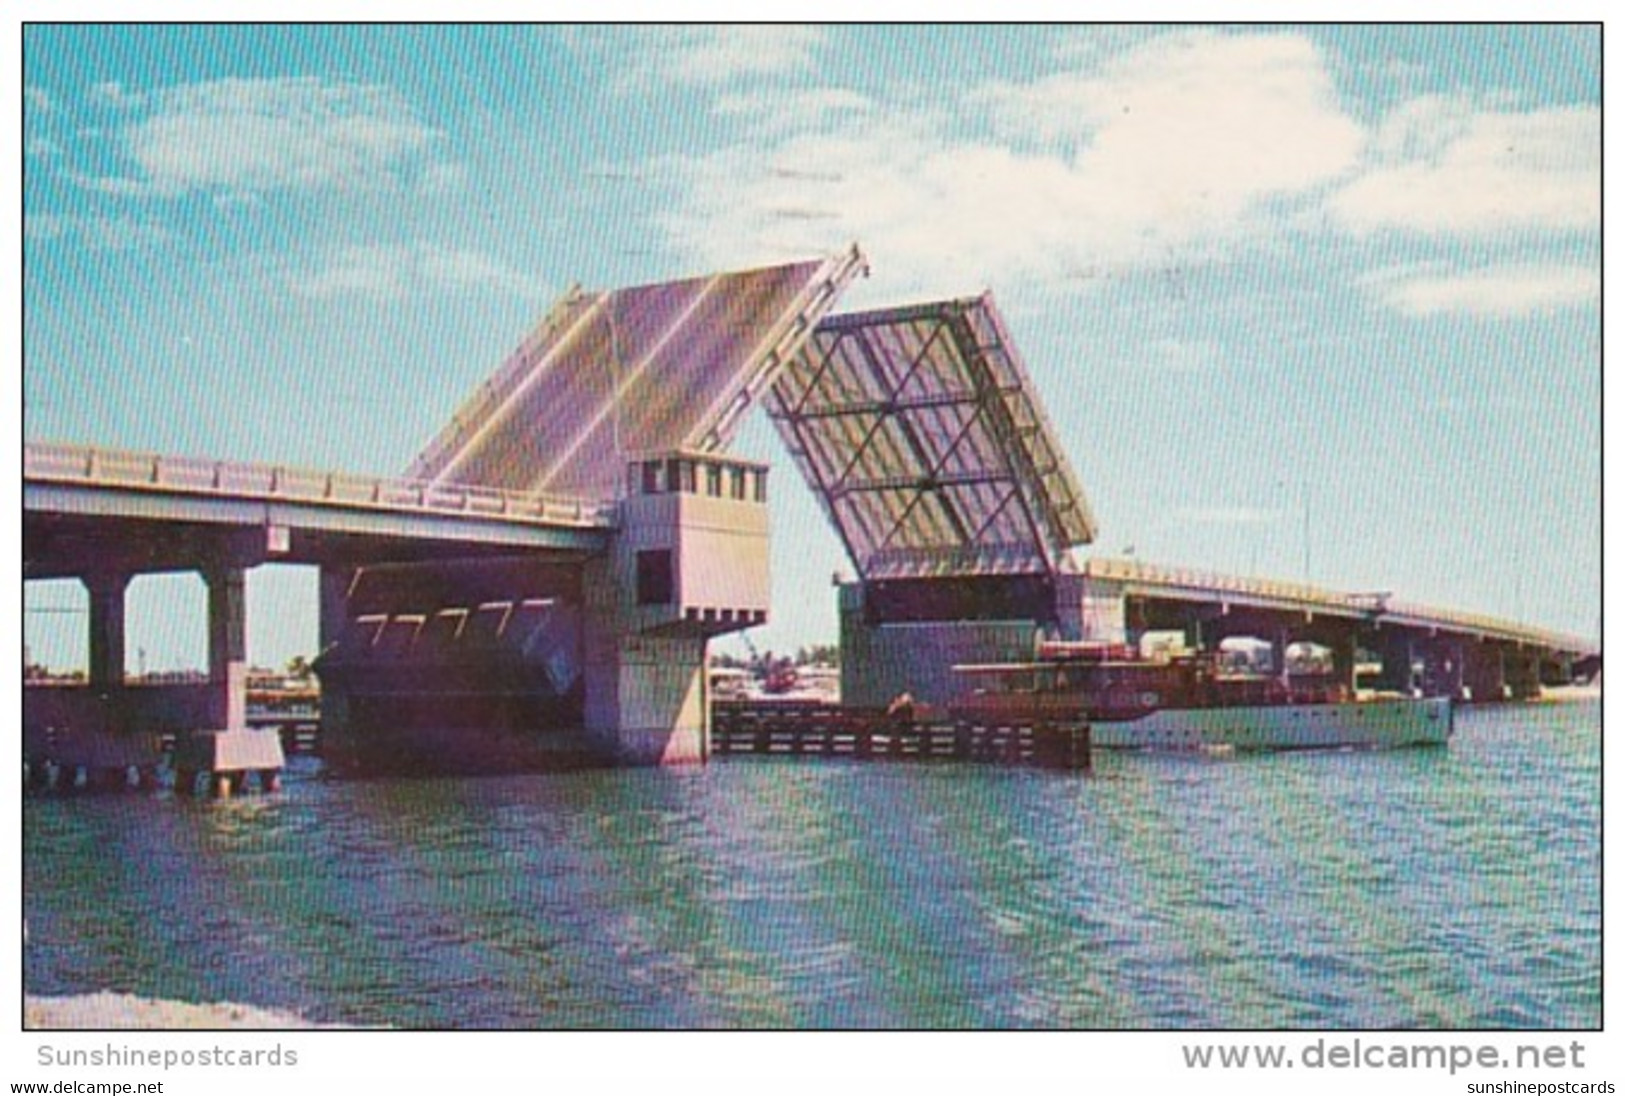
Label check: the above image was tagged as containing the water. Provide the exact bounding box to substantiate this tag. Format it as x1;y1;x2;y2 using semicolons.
23;697;1600;1029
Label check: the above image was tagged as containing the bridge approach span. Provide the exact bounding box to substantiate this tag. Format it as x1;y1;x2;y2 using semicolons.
25;442;613;577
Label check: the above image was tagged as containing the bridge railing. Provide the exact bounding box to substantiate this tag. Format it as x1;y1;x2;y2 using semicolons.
25;442;618;529
1083;556;1373;613
1083;556;1594;655
1375;599;1588;653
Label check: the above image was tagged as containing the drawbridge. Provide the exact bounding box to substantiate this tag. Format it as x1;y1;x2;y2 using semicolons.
25;243;1599;781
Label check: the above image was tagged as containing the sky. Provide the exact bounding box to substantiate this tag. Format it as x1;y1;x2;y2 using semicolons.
18;24;1601;673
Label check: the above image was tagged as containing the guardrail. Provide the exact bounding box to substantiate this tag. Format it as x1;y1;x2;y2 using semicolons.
1084;556;1368;611
1083;556;1595;654
25;442;617;529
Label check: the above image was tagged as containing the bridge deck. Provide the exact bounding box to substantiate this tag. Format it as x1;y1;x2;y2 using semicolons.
1085;556;1597;657
26;442;616;529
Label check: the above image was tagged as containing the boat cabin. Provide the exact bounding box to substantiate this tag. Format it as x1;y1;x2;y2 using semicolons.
951;647;1345;720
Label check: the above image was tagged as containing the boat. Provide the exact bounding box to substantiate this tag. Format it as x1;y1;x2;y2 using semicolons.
949;641;1452;750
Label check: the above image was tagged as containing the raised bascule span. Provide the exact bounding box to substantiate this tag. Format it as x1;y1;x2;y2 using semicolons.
23;243;1599;786
765;293;1096;584
408;248;867;499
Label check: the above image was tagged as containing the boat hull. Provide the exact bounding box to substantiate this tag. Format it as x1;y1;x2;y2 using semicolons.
1089;696;1453;750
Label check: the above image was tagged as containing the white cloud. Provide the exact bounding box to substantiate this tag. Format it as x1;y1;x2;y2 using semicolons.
619;25;826;87
714;87;873;135
90;81;146;111
26;212;175;251
658;30;1364;295
1050;25;1168;67
415;161;468;196
658;119;1082;294
1362;262;1598;318
287;242;537;303
1328;100;1598;236
980;29;1363;200
86;77;443;199
559;25;828;94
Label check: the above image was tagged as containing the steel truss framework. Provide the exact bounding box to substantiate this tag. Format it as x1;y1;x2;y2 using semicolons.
767;293;1096;582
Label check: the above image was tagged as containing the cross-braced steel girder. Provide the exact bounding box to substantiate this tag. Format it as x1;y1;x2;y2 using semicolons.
767;293;1095;583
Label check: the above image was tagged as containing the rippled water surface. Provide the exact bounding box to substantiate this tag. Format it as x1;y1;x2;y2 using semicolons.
24;697;1600;1029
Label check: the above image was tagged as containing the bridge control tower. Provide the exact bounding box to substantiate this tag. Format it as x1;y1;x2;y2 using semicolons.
315;248;868;767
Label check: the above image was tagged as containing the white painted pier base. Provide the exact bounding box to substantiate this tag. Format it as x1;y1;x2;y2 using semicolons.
582;631;709;766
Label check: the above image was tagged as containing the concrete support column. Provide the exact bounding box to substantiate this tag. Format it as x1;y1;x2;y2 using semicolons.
203;563;248;731
1466;643;1507;703
1376;634;1417;696
582;633;709;764
1540;656;1573;688
84;570;131;693
316;566;355;753
1330;629;1358;695
1437;640;1467;700
1273;626;1292;684
582;556;708;765
1505;649;1542;701
1183;610;1206;657
1413;638;1459;698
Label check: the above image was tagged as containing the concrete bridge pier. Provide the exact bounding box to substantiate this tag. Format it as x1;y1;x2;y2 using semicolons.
85;570;131;707
1374;634;1419;696
581;614;709;765
1465;643;1508;703
27;558;280;794
204;562;248;732
1540;655;1575;688
1504;649;1543;701
1330;629;1359;694
174;559;284;796
1178;610;1209;657
173;559;286;796
308;453;768;771
1271;626;1292;683
83;571;135;771
1270;617;1359;693
24;570;149;790
314;566;357;762
1417;637;1467;700
581;535;707;765
576;454;775;765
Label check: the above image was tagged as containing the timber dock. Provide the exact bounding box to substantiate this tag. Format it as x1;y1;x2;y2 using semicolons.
711;701;1090;770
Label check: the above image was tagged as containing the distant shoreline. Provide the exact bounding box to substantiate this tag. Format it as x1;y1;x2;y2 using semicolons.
1534;683;1603;702
25;992;327;1030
